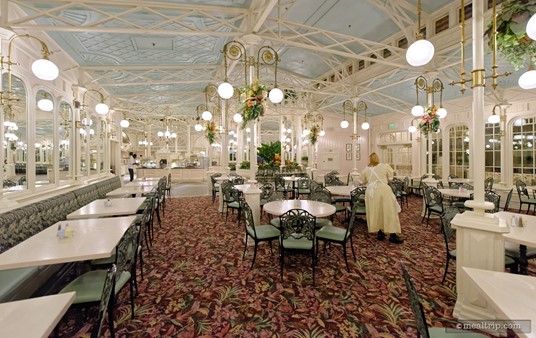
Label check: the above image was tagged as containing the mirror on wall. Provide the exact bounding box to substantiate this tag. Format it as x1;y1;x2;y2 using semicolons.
3;73;27;190
59;101;72;181
35;89;54;185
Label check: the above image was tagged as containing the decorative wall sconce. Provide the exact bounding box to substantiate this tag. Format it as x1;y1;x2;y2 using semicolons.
157;117;177;139
201;85;219;121
302;112;325;137
120;113;130;128
75;89;109;115
37;91;54;112
406;0;435;67
408;118;418;133
217;40;283;103
487;104;506;124
194;106;203;131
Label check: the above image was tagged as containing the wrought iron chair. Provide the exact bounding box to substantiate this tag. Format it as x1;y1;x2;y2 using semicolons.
210;173;222;203
501;188;514;211
296;177;311;199
279;209;317;285
316;201;358;272
222;183;243;224
389;180;406;209
484;177;494;191
347;186;367;224
401;261;488;337
422;185;444;225
515;180;536;214
241;201;280;269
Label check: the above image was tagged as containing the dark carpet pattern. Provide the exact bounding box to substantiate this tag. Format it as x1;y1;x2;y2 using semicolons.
56;195;511;337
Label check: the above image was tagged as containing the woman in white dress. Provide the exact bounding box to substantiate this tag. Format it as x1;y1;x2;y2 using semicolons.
359;153;403;244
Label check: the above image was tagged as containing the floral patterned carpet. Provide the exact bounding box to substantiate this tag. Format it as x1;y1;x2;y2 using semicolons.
56;194;508;337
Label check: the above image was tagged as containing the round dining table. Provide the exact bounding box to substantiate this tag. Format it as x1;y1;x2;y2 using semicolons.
326;185;357;197
263;199;336;218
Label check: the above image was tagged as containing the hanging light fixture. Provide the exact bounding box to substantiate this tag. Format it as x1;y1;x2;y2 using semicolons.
340;105;349;129
361;103;370;130
519;64;536;89
406;0;434;67
487;104;501;124
194;105;203;131
76;89;109;115
37;92;53;112
233;113;243;123
408;119;418;133
528;13;536;40
120;112;129;128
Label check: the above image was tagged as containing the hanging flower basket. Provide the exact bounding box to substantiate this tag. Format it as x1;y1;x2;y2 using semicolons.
309;125;320;145
418;106;440;136
239;78;267;129
205;121;217;145
485;0;536;70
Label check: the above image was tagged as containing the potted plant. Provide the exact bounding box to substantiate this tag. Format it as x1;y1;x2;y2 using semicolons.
485;0;536;70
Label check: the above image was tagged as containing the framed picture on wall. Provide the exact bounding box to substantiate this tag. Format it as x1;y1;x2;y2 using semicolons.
346;143;352;152
356;151;360;161
346;152;352;160
356;144;360;151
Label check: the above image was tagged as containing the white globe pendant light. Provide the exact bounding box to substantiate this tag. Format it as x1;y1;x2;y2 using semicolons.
340;120;349;129
218;82;234;99
120;119;130;128
527;13;536;40
37;98;53;111
319;130;325;137
361;121;370;130
201;110;212;121
233;113;243;123
406;39;435;67
95;102;109;115
411;105;424;117
487;113;500;124
408;125;417;133
437;107;447;119
268;87;284;103
519;68;536;89
194;123;203;131
32;58;59;81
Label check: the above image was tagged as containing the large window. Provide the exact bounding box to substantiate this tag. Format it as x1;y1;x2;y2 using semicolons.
449;124;469;178
378;130;412;176
485;122;501;181
512;117;536;183
425;131;442;177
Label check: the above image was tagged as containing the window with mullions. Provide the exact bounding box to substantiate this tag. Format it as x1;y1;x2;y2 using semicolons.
425;131;443;177
379;130;413;177
512;117;536;183
485;122;501;181
448;125;469;178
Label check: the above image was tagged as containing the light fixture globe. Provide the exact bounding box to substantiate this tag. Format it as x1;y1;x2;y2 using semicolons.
340;120;349;129
411;105;425;117
37;98;53;111
519;69;536;89
303;129;310;136
95;102;109;115
408;125;417;133
233;113;243;123
194;123;203;131
487;113;500;124
268;88;284;103
319;130;325;137
437;107;448;119
406;39;435;67
157;131;164;137
32;58;59;81
217;82;234;99
171;132;177;138
527;13;536;40
201;110;212;121
164;130;171;138
361;121;370;130
120;119;130;128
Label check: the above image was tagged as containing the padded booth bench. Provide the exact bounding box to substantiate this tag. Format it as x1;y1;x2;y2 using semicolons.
0;175;122;302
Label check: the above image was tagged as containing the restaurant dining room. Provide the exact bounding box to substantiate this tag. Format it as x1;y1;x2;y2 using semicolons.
1;0;536;337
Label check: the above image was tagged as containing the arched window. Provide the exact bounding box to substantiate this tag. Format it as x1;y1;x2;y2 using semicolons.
484;121;501;181
448;124;469;178
512;117;536;184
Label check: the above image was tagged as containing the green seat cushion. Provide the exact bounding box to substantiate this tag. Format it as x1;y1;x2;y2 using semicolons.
347;205;366;215
335;205;346;212
0;267;39;299
297;189;310;194
227;201;240;209
91;255;116;266
270;218;280;228
246;224;280;240
282;237;313;250
315;218;332;228
334;197;351;203
429;205;443;213
60;270;131;304
505;246;536;259
316;225;347;241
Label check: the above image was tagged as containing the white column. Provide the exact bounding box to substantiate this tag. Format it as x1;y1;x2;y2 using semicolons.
221;104;229;171
236;125;243;164
453;0;507;321
244;185;262;226
186;124;191;157
296;115;303;170
351;97;359;173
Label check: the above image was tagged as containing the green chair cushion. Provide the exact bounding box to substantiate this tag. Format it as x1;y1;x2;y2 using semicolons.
246;224;280;240
270;218;280;228
60;269;131;304
282;237;313;250
316;225;347;241
315;218;332;228
227;201;240;209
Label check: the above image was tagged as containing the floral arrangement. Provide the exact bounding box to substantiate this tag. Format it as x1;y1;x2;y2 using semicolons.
205;121;217;145
309;124;320;145
418;106;440;135
239;78;267;129
485;0;536;70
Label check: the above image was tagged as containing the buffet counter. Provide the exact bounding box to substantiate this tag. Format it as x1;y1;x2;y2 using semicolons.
136;168;206;183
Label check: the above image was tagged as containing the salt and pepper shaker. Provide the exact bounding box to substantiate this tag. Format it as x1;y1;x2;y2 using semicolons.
57;223;65;238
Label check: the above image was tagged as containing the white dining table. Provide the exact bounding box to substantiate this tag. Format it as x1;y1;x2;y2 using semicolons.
0;292;76;338
494;211;536;275
462;267;536;338
326;185;358;197
106;185;154;197
263;199;336;218
439;188;473;199
67;197;146;219
0;216;136;270
125;180;160;187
